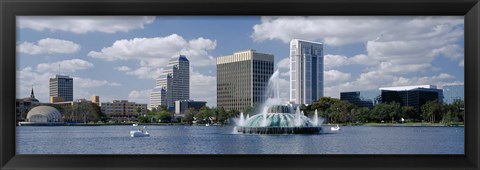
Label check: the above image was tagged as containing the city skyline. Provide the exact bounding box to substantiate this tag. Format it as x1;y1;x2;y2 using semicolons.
16;16;465;107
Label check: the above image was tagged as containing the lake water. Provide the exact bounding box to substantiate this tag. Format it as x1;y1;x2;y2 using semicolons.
16;125;464;154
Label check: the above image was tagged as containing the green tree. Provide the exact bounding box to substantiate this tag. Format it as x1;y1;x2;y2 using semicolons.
451;99;465;122
421;100;442;123
328;100;354;123
138;115;150;123
354;107;370;123
388;102;402;123
309;97;340;112
370;103;389;123
401;106;418;121
157;110;172;123
183;107;196;123
196;106;214;122
215;107;228;123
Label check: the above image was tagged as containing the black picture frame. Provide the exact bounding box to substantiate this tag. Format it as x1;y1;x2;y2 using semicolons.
1;0;479;169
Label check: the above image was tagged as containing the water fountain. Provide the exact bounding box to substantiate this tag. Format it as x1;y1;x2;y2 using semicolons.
234;70;323;134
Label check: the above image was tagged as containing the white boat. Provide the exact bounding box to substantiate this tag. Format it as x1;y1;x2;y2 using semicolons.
331;124;341;131
205;123;210;126
130;126;149;137
132;123;138;126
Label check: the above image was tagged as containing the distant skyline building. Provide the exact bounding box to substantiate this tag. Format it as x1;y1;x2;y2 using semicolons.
289;39;324;105
150;55;190;110
174;100;207;114
340;89;381;109
442;84;464;104
150;86;167;109
49;75;73;102
101;100;148;121
217;50;274;111
380;85;443;112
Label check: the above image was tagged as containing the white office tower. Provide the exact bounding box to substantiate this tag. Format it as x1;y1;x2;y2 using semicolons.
150;55;190;110
289;39;324;105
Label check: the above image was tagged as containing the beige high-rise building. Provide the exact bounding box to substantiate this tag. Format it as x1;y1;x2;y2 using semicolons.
216;50;274;111
91;96;100;105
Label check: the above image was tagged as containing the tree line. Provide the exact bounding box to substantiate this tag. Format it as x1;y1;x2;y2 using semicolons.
137;97;464;125
305;97;464;124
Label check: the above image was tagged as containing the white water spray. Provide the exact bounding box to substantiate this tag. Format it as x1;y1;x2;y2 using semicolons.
312;109;319;127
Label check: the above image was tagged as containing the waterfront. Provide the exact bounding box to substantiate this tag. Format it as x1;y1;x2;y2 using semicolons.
17;125;464;154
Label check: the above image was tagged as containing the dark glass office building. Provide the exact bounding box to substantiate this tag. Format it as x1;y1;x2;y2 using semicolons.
380;85;443;112
340;89;381;109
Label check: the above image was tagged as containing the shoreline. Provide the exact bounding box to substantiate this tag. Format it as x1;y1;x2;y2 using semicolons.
17;122;464;127
327;123;464;127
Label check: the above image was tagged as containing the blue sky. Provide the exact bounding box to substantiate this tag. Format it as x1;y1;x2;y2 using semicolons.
16;16;464;107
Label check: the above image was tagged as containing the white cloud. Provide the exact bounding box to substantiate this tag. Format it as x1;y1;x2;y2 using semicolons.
124;66;164;80
324;55;350;69
373;62;431;74
324;70;351;86
252;16;462;46
324;54;377;69
17;38;80;55
128;89;152;104
252;16;464;68
459;59;464;67
89;34;217;80
17;66;121;103
391;73;454;87
114;66;131;72
190;69;217;107
18;16;155;34
277;57;289;69
36;59;93;73
74;77;121;88
88;34;216;66
324;72;455;98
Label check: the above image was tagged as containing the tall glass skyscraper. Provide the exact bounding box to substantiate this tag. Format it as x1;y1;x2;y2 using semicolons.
443;84;464;104
217;50;274;111
150;55;189;110
49;75;73;102
289;39;324;105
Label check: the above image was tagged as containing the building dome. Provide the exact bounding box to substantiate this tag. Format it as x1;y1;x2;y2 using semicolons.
26;106;62;123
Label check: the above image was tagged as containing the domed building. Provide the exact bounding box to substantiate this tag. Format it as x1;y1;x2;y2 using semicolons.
26;106;62;123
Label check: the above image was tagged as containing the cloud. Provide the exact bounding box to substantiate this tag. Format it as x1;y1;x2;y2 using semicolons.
252;16;464;69
36;59;93;73
74;77;121;88
17;38;80;55
252;16;462;46
89;34;217;80
114;66;132;72
324;72;455;98
17;66;121;103
459;59;464;67
88;34;216;66
324;54;377;69
190;69;217;107
277;57;289;69
18;16;155;34
128;89;152;104
124;66;164;80
324;70;351;86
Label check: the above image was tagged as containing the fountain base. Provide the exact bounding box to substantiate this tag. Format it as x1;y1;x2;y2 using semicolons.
236;126;322;134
